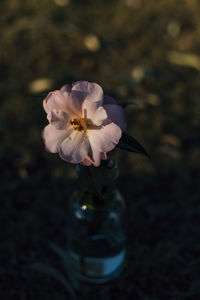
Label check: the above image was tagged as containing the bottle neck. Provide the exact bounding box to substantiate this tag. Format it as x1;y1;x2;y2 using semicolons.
75;156;119;211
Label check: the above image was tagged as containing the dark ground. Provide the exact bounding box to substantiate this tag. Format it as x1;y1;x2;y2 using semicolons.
1;0;200;299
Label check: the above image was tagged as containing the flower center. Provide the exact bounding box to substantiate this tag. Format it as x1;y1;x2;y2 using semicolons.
70;118;87;132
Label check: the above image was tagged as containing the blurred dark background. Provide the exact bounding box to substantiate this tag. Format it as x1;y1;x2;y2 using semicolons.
1;0;200;299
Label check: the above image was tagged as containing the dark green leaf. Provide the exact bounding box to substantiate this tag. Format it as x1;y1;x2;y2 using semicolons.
29;263;77;299
117;133;150;159
118;102;136;108
48;242;79;289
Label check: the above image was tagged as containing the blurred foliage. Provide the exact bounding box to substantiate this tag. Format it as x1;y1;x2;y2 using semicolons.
1;0;200;299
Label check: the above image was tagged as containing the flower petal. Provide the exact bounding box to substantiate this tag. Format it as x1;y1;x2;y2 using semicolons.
87;148;101;167
47;110;70;129
81;150;106;167
101;152;107;160
72;81;103;103
42;124;71;153
43;90;82;117
103;104;127;132
43;91;66;114
60;84;72;92
88;106;107;126
59;131;90;164
91;149;103;166
70;90;87;117
103;95;117;105
88;121;122;153
72;81;104;119
80;157;92;166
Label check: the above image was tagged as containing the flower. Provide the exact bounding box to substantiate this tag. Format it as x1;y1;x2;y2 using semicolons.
42;81;126;166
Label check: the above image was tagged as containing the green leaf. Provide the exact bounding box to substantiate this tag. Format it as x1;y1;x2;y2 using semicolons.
48;242;69;268
118;102;136;108
29;263;77;299
48;242;79;289
117;133;150;159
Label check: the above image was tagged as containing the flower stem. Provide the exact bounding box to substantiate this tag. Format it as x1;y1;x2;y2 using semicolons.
87;166;101;198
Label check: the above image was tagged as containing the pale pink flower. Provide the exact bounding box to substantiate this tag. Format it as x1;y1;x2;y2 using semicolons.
42;81;126;166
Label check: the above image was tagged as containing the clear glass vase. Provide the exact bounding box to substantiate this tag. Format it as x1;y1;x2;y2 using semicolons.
67;158;126;283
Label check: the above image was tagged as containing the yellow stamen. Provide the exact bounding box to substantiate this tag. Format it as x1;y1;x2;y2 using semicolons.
70;118;87;132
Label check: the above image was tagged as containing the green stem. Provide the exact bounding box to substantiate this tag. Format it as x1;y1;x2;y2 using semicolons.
88;166;101;198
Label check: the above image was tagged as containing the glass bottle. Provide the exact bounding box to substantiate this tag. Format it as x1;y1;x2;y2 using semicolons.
66;157;126;283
